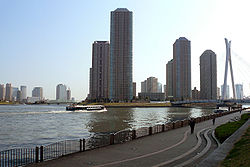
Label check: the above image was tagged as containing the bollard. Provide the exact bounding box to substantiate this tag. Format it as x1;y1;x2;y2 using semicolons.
40;146;44;162
132;130;136;140
162;124;165;132
80;139;82;152
35;146;39;163
82;139;85;151
149;127;152;135
110;134;114;145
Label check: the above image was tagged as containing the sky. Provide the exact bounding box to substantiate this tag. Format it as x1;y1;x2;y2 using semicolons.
1;0;250;101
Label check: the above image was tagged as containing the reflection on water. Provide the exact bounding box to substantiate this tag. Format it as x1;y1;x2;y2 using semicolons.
0;105;215;151
86;108;134;133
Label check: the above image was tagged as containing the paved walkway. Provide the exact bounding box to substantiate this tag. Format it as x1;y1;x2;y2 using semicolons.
29;110;249;167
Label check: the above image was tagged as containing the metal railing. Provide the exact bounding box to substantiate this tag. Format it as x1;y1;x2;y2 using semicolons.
0;148;36;167
0;109;240;167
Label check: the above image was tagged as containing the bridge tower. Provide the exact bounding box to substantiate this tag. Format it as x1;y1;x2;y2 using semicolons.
222;38;236;100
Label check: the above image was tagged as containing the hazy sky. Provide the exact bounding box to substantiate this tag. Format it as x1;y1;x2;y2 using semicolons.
1;0;250;100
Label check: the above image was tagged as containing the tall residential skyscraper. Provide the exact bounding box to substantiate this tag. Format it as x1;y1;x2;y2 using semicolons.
235;84;243;99
110;8;133;101
20;86;27;101
166;59;173;98
173;37;191;100
56;84;67;101
32;87;43;99
0;84;5;101
5;83;12;101
200;50;217;100
90;41;110;100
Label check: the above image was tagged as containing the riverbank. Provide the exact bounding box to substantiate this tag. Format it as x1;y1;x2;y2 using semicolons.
85;102;218;109
0;102;15;105
103;102;171;108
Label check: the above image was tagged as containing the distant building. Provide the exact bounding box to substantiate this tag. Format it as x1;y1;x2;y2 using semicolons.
146;77;158;93
0;84;5;101
173;37;191;100
67;89;71;101
12;87;19;100
235;84;243;99
164;85;167;99
16;90;22;102
110;8;133;101
141;80;147;93
221;85;229;99
56;84;67;101
5;83;12;101
192;87;200;100
32;87;43;99
217;87;220;99
133;82;136;98
157;82;162;93
27;97;41;103
89;41;110;101
166;59;174;99
200;50;217;100
138;92;165;101
141;77;162;94
20;86;27;101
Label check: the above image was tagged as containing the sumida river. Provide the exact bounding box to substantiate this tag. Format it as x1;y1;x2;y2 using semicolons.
0;104;215;151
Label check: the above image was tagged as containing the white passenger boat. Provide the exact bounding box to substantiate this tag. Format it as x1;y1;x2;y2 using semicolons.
66;105;107;112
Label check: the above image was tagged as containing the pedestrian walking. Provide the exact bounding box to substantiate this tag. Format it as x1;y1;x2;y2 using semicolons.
189;118;195;134
212;116;215;125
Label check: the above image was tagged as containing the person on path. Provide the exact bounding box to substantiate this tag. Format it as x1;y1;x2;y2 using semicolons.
212;116;216;125
189;118;195;134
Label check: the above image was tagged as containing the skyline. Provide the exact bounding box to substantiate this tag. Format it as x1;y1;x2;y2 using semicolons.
1;0;250;100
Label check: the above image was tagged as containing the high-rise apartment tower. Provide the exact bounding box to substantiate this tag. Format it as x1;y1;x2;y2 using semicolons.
90;41;110;100
173;37;191;100
200;50;217;100
110;8;133;101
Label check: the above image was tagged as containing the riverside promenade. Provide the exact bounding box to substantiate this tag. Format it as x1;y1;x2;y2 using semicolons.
30;110;249;167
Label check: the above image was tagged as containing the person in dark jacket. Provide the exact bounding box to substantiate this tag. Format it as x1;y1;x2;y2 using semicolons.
189;118;195;134
212;116;216;125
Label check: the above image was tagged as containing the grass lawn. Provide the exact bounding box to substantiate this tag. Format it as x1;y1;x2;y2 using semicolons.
215;113;249;143
219;126;250;167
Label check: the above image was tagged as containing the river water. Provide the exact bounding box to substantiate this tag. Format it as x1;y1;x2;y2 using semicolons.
0;105;215;151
